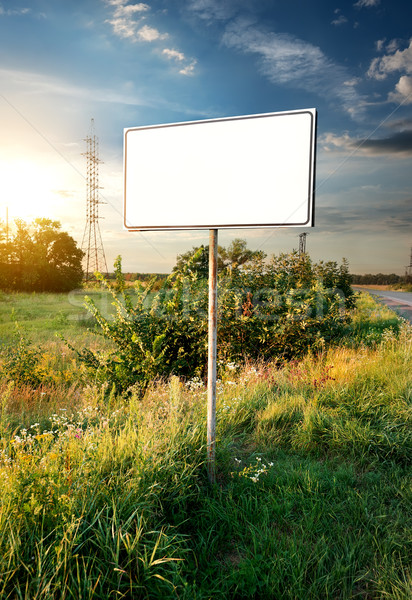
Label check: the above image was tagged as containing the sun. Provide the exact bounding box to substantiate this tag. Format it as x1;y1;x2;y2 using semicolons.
0;158;62;223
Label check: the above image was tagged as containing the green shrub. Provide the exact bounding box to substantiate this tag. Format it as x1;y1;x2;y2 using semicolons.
70;253;355;395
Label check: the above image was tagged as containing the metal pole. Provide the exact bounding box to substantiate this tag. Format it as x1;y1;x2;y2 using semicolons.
207;228;218;484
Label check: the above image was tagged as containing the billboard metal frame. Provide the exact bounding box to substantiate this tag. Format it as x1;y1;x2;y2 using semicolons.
124;109;317;232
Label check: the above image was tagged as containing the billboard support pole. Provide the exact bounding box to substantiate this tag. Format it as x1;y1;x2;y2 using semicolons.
207;228;218;484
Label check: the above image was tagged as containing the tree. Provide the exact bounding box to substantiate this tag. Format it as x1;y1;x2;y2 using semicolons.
172;245;211;278
172;239;266;279
0;218;84;292
219;238;266;273
31;219;84;292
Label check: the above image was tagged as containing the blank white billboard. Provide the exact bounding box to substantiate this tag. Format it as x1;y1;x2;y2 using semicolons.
124;108;316;231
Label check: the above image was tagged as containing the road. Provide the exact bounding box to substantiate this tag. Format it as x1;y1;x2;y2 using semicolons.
353;287;412;323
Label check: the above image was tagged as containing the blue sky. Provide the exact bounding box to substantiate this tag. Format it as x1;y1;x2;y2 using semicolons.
0;0;411;274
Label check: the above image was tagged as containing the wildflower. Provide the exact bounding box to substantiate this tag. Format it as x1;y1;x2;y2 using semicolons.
226;362;238;371
185;376;204;391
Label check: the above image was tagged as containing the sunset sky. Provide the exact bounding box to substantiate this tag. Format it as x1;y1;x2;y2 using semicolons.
0;0;411;274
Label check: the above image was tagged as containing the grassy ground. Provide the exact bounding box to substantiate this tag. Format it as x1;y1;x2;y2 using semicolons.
0;291;410;599
0;289;113;344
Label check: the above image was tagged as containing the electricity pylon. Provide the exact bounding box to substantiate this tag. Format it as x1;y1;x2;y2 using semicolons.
299;232;308;255
81;119;108;281
405;247;412;278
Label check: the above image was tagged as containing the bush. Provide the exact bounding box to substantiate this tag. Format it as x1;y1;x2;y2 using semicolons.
70;253;355;395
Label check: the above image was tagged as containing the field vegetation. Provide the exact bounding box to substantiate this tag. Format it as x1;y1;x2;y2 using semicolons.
0;261;410;599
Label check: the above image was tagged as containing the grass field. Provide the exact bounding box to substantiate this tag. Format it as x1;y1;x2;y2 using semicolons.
0;290;410;599
0;289;113;343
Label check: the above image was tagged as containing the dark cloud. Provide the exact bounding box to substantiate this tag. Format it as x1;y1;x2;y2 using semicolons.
385;118;412;131
322;130;412;156
318;197;412;232
316;206;362;231
357;130;412;155
372;197;412;230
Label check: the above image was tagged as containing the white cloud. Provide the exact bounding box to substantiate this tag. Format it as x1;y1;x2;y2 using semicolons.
223;22;324;84
103;2;196;74
368;39;412;104
108;17;136;39
105;0;147;8
354;0;380;8
103;1;168;43
0;6;31;16
114;3;149;17
344;78;361;86
388;75;412;105
137;24;167;42
386;39;400;53
368;39;412;80
321;132;353;151
221;19;364;117
331;15;348;26
162;48;185;62
162;49;197;76
187;0;238;22
179;61;197;76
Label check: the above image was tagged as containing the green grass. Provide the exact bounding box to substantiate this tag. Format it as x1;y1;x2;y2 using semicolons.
0;289;115;390
0;288;127;344
0;291;410;599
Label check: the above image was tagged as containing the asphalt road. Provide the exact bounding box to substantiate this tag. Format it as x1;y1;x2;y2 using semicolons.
353;287;412;323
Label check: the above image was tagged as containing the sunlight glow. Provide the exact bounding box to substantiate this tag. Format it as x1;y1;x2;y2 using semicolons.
0;159;63;222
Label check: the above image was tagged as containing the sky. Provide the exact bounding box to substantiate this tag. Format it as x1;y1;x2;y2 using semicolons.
0;0;411;275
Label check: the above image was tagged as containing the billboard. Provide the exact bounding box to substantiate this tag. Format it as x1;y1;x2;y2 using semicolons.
124;108;316;231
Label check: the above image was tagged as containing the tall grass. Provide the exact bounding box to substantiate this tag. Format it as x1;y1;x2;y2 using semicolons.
0;292;410;598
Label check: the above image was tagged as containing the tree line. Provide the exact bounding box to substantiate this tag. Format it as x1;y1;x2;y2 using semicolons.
351;273;411;285
0;218;83;292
